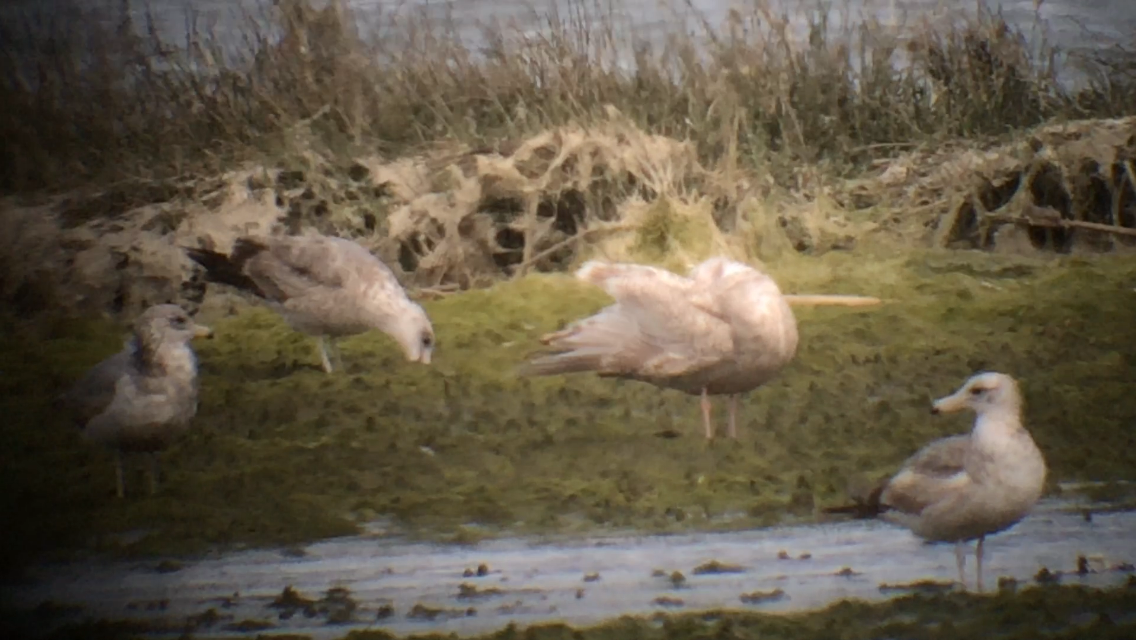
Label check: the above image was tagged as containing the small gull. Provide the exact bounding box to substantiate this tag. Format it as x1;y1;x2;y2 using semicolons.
824;372;1047;591
518;257;799;439
55;304;213;499
185;234;435;373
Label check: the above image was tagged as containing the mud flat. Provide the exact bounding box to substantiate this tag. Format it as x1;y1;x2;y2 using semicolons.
2;498;1134;639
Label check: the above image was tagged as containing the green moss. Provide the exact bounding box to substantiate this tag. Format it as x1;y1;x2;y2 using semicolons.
3;249;1136;572
24;584;1136;640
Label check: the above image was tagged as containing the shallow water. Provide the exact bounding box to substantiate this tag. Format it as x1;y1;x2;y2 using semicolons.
4;498;1134;639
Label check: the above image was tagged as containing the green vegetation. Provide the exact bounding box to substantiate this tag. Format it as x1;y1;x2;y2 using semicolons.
21;582;1136;640
3;248;1136;574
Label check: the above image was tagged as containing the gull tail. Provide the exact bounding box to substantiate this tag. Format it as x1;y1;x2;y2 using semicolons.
517;347;609;377
516;313;631;378
184;241;266;298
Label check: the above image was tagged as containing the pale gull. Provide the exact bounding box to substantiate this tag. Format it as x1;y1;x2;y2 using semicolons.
824;372;1048;591
185;234;435;373
55;304;213;499
518;256;799;440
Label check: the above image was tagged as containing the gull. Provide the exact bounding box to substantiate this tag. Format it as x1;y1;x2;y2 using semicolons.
55;304;213;498
823;372;1048;591
185;234;435;373
518;257;799;439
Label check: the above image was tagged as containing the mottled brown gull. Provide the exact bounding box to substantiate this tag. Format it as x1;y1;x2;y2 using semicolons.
518;256;799;440
824;372;1047;591
56;304;213;499
185;234;435;373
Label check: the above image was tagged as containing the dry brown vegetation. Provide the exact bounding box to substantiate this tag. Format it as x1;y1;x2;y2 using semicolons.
2;0;1136;317
2;0;1133;194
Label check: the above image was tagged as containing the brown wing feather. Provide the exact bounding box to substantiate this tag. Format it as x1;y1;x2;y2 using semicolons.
879;434;971;516
55;350;132;428
248;236;404;302
824;435;971;519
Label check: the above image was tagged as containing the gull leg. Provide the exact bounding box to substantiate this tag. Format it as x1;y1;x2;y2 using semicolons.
726;394;739;440
700;388;714;440
114;451;125;499
955;542;967;590
318;336;334;373
976;536;985;593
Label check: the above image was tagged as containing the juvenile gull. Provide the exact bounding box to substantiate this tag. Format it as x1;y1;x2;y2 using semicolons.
824;372;1047;591
185;235;435;373
518;257;799;439
56;304;213;498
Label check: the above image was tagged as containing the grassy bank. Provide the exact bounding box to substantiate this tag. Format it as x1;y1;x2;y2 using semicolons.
3;247;1136;573
1;0;1134;196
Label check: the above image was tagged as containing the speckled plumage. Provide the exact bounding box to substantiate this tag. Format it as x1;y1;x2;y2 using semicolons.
56;304;213;498
879;372;1047;591
185;234;435;372
519;257;799;439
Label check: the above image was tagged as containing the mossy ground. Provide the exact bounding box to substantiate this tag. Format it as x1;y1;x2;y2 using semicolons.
17;583;1136;640
3;248;1136;576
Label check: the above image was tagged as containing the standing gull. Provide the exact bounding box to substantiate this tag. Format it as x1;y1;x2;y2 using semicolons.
56;304;213;498
518;257;799;439
824;372;1047;591
185;235;435;373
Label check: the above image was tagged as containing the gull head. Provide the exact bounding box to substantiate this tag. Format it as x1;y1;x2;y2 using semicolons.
135;304;213;348
931;371;1021;417
391;303;435;365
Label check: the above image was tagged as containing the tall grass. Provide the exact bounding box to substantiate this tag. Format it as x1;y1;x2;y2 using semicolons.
0;0;1132;195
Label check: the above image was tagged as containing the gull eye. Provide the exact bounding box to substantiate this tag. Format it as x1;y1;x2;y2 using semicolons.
171;316;189;329
421;334;434;348
969;386;984;396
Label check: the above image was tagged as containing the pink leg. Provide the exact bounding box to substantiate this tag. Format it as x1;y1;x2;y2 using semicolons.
954;542;967;589
727;394;739;439
700;388;714;439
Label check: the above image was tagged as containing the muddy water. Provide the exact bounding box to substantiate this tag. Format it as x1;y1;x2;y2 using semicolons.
4;498;1134;639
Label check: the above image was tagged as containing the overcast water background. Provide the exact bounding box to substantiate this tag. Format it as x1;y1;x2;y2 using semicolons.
3;1;1135;88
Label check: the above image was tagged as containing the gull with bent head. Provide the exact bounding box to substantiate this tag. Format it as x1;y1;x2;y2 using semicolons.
56;304;213;498
518;257;799;440
186;234;435;373
824;372;1047;591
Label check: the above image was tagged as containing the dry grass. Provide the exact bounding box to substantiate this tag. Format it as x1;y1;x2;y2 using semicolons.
1;0;1133;196
1;0;1135;318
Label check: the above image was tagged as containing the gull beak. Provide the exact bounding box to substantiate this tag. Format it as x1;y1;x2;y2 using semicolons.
931;390;969;415
193;324;215;340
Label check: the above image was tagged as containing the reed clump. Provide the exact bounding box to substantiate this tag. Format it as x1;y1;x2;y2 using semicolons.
1;0;1133;197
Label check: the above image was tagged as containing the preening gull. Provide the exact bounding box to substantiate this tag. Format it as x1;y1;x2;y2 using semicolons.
824;372;1047;591
518;257;799;439
55;304;213;499
185;235;435;373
